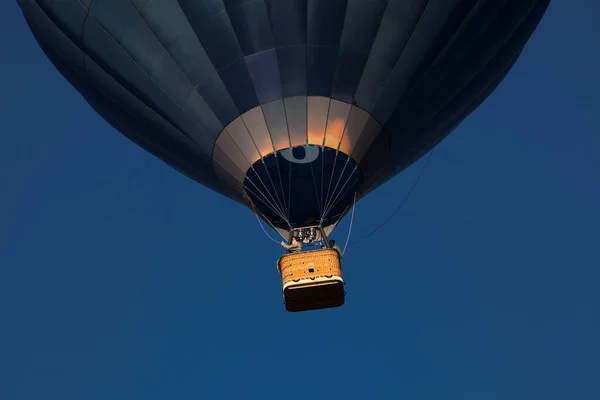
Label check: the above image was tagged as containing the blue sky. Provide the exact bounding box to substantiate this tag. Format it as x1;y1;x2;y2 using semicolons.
1;1;599;399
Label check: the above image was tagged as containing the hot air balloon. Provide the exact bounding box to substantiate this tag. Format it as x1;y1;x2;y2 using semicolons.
17;0;550;312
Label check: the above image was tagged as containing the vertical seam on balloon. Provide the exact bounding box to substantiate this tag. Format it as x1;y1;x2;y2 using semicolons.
378;12;526;193
409;4;539;163
411;2;535;145
229;115;288;221
416;2;535;131
352;0;425;199
320;0;347;147
37;0;253;205
329;0;352;102
319;97;333;214
342;0;389;199
369;0;431;114
224;128;288;223
86;3;217;158
126;0;224;141
319;0;349;217
125;0;239;199
82;13;208;155
264;1;292;219
323;102;351;216
212;158;248;204
306;99;324;218
215;130;257;199
177;4;245;204
256;0;289;217
396;0;488;110
223;1;288;220
338;0;390;105
239;113;288;222
175;3;245;202
133;2;260;205
352;0;390;107
81;0;93;74
237;2;288;221
324;107;358;219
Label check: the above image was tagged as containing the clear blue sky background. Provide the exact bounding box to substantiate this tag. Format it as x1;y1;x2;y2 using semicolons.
1;1;598;399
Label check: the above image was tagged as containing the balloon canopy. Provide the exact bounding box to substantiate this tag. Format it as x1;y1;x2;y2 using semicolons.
18;0;550;235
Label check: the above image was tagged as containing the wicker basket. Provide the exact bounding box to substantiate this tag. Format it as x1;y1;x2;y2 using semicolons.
277;249;345;312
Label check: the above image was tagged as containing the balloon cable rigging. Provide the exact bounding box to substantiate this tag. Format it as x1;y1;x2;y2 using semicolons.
249;197;282;244
341;192;357;256
347;150;434;249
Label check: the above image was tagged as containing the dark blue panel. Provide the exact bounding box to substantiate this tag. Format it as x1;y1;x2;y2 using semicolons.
219;58;259;114
213;162;247;205
84;14;218;153
331;52;368;103
277;46;307;97
20;1;86;72
371;0;479;123
379;1;538;129
89;0;131;39
223;0;249;7
267;0;307;47
227;0;273;55
35;0;88;46
245;146;362;229
136;3;238;124
384;1;550;182
353;0;429;113
341;0;387;55
245;49;282;104
117;1;239;128
34;31;220;192
307;46;337;97
82;14;154;107
332;0;387;102
359;130;391;195
90;0;167;77
165;29;239;124
307;0;347;46
397;0;502;104
178;0;224;22
189;9;243;69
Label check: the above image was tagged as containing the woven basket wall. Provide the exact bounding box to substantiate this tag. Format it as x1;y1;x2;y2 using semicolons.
278;249;342;286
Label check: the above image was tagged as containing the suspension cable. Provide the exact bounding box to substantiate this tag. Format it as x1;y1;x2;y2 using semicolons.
342;192;357;255
248;198;282;244
348;150;434;248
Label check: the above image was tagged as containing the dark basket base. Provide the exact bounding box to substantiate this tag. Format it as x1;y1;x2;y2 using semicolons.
283;281;345;312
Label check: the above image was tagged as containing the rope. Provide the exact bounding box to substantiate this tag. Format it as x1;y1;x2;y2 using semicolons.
248;198;281;244
348;150;434;248
342;192;357;255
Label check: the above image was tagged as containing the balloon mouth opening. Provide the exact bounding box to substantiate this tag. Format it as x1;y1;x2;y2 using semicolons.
243;145;362;230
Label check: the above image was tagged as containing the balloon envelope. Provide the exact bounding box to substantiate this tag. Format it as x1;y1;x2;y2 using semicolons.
17;0;550;232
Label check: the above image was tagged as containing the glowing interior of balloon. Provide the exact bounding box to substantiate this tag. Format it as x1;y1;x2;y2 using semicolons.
223;96;359;168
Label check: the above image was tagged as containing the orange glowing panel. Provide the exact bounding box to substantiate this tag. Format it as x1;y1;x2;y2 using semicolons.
324;100;352;153
261;100;291;151
241;107;275;158
225;117;261;165
307;96;330;146
341;105;370;157
284;96;307;147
